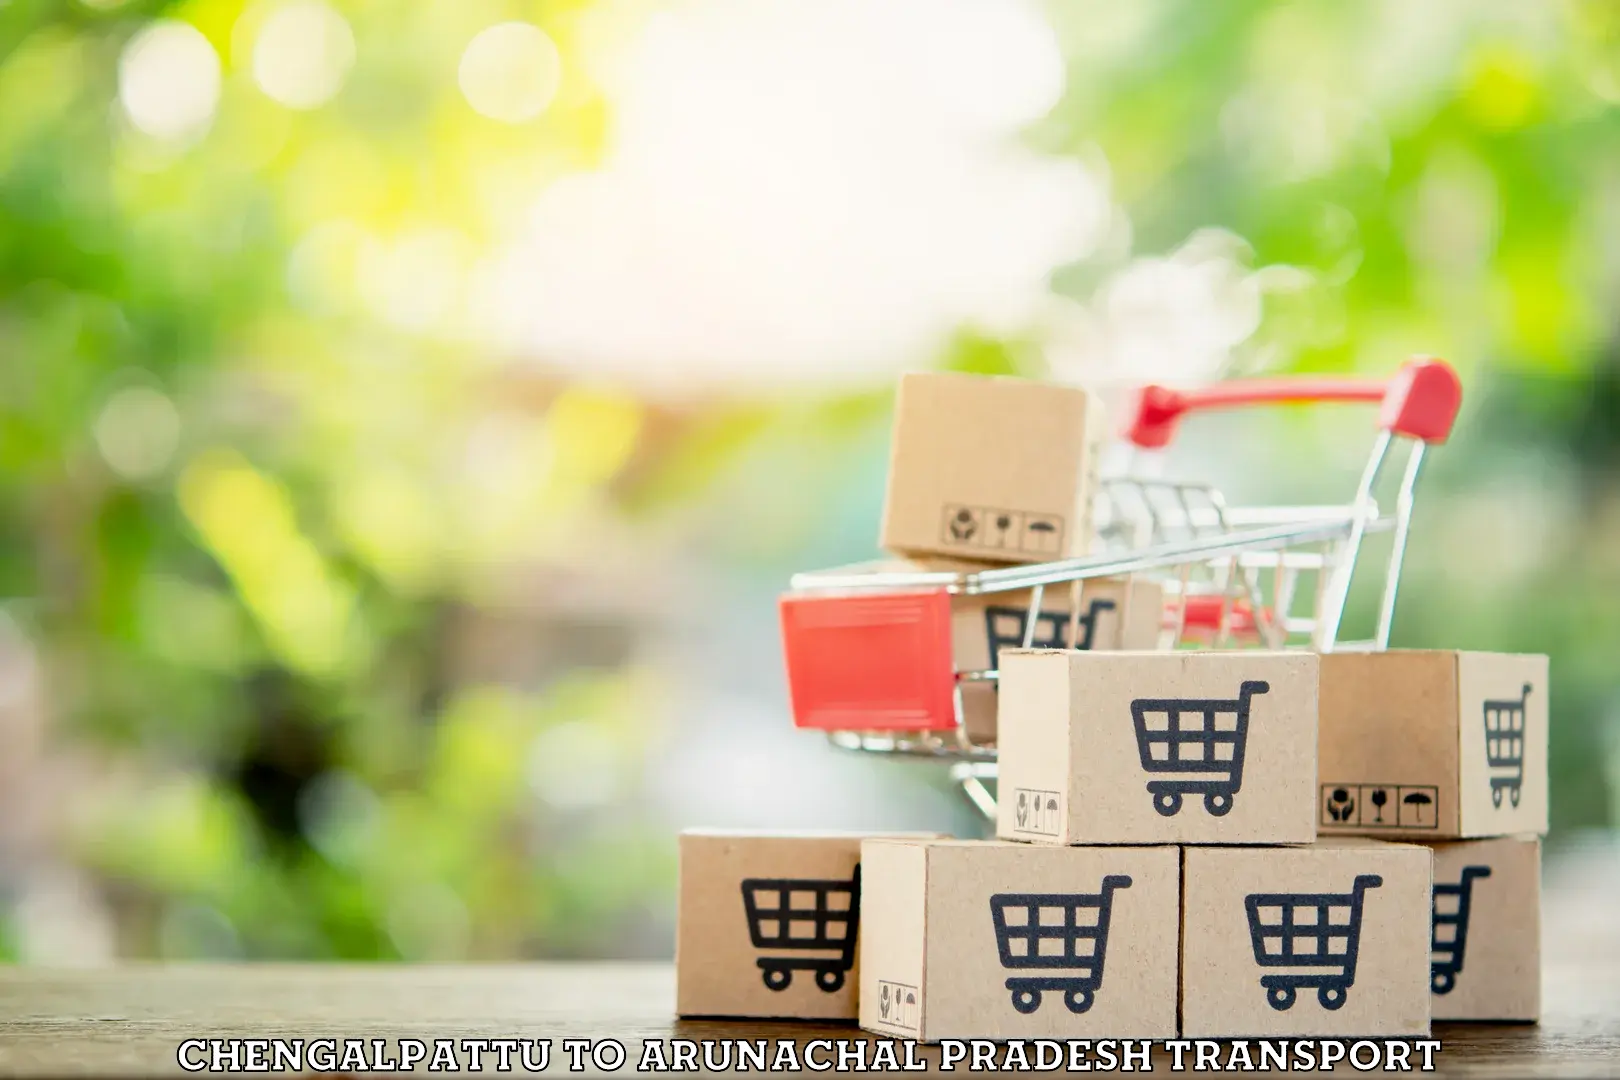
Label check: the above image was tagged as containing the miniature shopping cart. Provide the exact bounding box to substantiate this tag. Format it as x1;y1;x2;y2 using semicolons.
1484;684;1532;808
778;359;1463;820
1245;874;1383;1011
1131;679;1269;817
989;875;1133;1015
1432;865;1492;995
740;868;860;993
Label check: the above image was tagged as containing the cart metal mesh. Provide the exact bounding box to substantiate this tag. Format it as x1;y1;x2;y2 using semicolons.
1245;874;1383;1011
988;875;1132;1015
1432;865;1491;995
740;869;860;993
1483;684;1531;808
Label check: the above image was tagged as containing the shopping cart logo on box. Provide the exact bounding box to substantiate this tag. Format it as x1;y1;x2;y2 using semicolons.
1132;680;1269;817
988;875;1132;1015
1431;865;1491;995
1244;874;1382;1011
985;597;1117;673
739;868;860;993
1483;684;1532;808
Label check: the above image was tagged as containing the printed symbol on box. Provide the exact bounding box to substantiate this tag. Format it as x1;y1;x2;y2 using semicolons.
942;505;982;545
876;980;919;1032
984;597;1118;676
989;512;1019;550
1322;786;1358;825
1013;788;1061;836
1131;680;1267;818
1432;866;1491;995
1018;515;1064;556
739;867;860;993
1245;875;1382;1012
1483;683;1531;808
1396;787;1438;828
989;876;1132;1015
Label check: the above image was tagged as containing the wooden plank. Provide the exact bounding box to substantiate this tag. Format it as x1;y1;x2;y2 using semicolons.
0;960;1617;1076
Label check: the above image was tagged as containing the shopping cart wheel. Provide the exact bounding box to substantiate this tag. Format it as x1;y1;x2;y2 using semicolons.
1063;988;1095;1014
1317;986;1347;1010
1010;989;1042;1014
1265;986;1296;1011
762;968;791;991
1203;792;1234;817
816;969;846;993
1510;786;1521;807
1432;970;1455;995
1492;787;1503;808
1153;791;1183;817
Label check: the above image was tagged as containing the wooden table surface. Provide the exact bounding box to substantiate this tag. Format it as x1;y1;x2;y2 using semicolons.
0;960;1615;1076
1;844;1616;1077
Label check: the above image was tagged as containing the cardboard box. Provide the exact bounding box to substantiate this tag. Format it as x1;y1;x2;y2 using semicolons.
879;372;1106;564
1429;835;1540;1021
676;830;941;1020
1317;651;1549;839
859;839;1178;1041
1182;839;1432;1037
995;650;1319;845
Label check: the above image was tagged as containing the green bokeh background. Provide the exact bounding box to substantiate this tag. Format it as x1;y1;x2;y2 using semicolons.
0;0;1615;961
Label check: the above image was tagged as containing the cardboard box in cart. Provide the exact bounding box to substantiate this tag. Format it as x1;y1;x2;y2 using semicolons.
995;650;1319;845
676;830;941;1020
1429;836;1540;1022
808;559;1164;743
879;372;1107;564
1317;651;1549;839
1181;839;1432;1038
858;839;1178;1041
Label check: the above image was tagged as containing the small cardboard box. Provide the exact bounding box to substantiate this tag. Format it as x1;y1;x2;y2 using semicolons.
1429;835;1540;1021
879;372;1106;564
1182;839;1432;1037
676;829;941;1020
995;650;1319;845
858;839;1178;1041
1317;651;1549;839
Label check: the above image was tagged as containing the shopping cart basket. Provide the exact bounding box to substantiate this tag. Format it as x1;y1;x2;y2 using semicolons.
779;359;1463;819
1245;874;1383;1011
1431;865;1491;995
740;867;860;992
1483;684;1532;808
989;875;1133;1015
1131;679;1269;817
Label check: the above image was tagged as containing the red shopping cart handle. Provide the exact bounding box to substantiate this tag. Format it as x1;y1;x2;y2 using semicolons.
1169;595;1264;636
1126;357;1462;450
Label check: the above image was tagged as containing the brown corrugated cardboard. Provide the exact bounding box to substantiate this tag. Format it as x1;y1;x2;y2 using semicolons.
1182;839;1432;1037
995;650;1318;845
676;830;942;1020
1429;836;1540;1021
859;839;1178;1041
879;372;1106;564
1317;651;1548;839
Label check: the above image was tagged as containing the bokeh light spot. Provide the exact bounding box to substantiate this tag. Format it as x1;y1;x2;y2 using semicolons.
251;1;355;110
117;20;221;143
458;21;562;124
94;385;181;480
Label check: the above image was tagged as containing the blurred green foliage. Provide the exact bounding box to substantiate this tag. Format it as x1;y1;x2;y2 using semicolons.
0;0;1616;961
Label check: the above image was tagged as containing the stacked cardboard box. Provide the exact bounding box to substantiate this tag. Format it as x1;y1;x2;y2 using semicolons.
677;369;1545;1040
